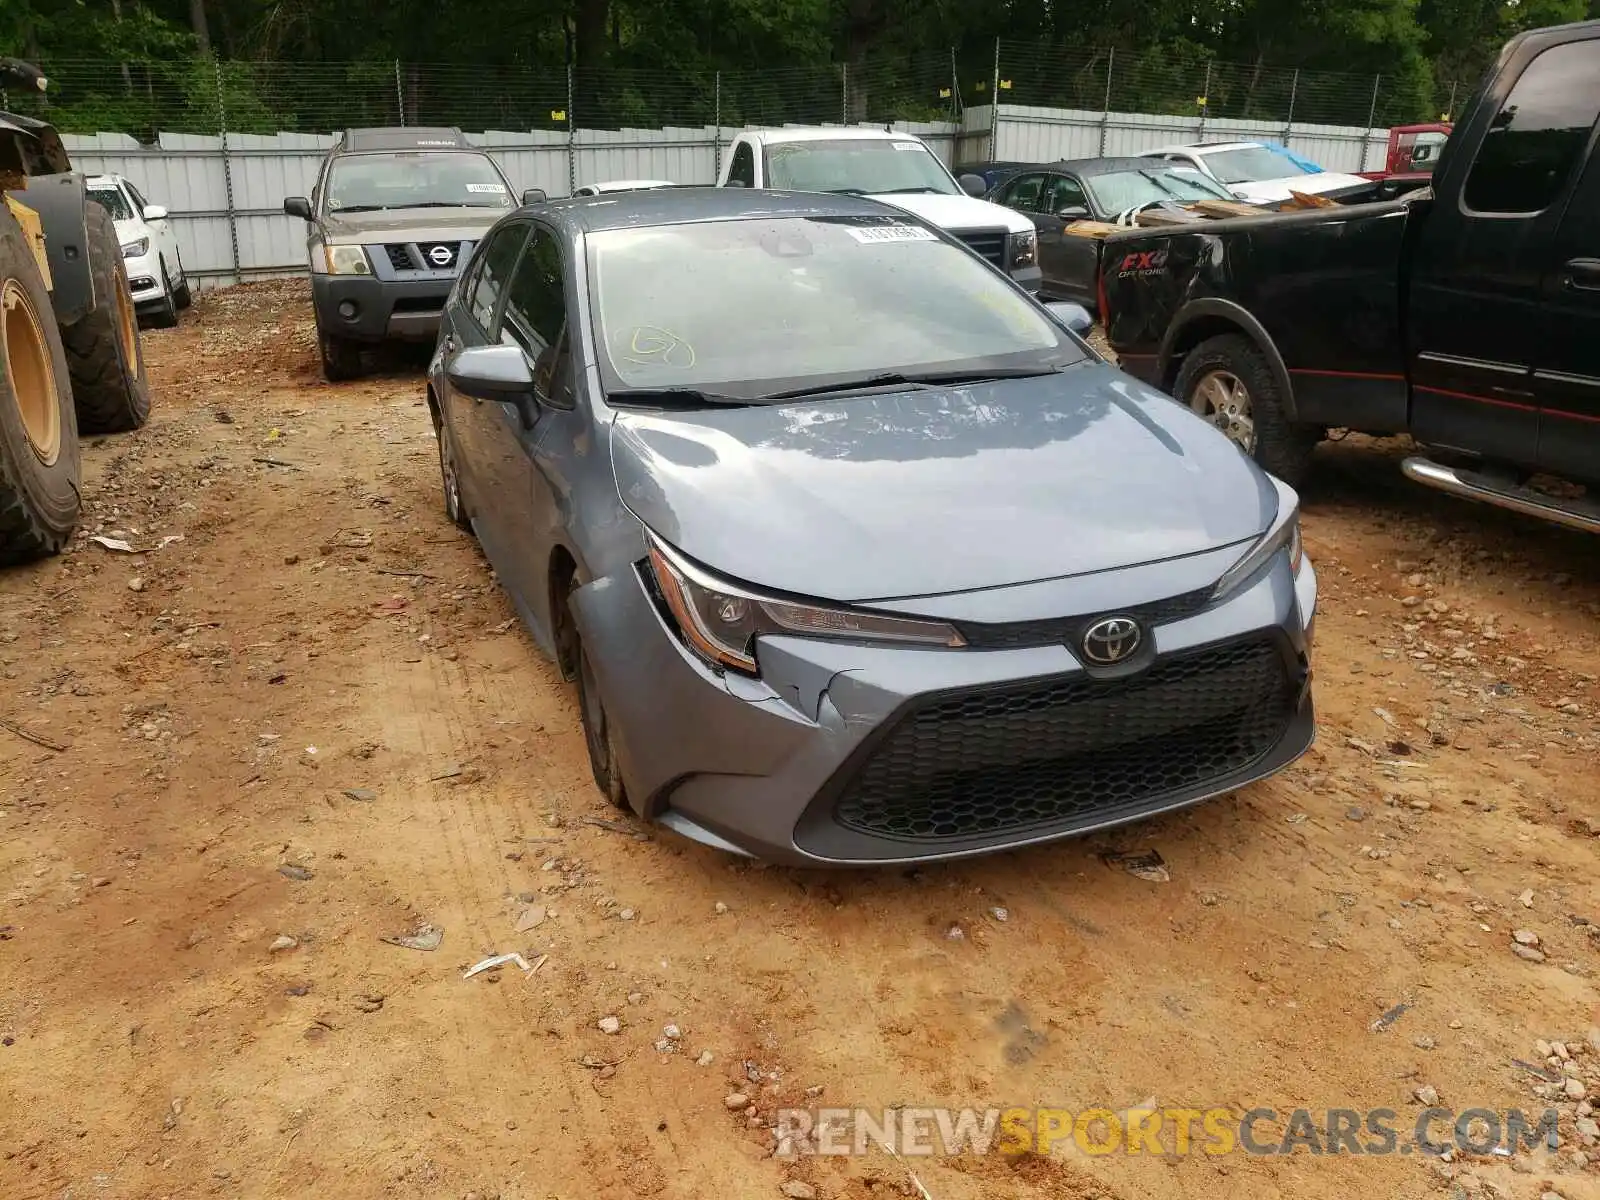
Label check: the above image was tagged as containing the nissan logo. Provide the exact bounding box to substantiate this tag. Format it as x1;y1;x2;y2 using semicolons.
428;244;455;267
1080;616;1142;665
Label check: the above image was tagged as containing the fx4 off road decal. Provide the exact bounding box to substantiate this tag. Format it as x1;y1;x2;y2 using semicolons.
1114;248;1170;279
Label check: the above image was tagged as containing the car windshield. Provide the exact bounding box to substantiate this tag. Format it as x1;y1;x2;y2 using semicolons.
586;216;1081;399
763;140;961;196
1202;146;1313;184
325;152;513;212
1084;168;1234;212
87;186;134;221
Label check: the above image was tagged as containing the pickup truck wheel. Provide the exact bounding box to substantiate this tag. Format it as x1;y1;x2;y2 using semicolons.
1175;334;1320;486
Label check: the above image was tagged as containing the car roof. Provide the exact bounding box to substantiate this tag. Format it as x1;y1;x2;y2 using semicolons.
740;127;924;145
86;173;124;186
336;126;469;154
529;186;925;235
1151;142;1263;157
1049;157;1219;177
579;179;675;193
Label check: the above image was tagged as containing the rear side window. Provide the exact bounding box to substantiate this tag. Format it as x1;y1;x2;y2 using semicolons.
1464;39;1600;215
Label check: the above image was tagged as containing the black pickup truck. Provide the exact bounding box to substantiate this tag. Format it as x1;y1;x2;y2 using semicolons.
1100;19;1600;534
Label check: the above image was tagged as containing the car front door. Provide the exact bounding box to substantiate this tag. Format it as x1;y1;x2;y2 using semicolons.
1408;37;1600;470
442;222;536;593
497;223;586;650
1532;40;1600;480
1035;173;1099;306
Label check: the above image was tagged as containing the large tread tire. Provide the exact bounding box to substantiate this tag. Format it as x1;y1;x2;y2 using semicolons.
1174;333;1322;487
0;210;81;566
61;202;150;434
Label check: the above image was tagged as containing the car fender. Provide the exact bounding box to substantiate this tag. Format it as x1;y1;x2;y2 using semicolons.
7;172;96;325
1159;297;1299;422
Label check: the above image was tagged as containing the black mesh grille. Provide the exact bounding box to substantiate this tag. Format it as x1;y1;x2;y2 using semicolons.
957;587;1214;651
383;244;414;272
832;637;1296;843
956;228;1008;268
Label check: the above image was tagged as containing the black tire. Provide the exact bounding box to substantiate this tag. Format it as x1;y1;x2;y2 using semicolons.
1173;333;1321;487
148;260;179;329
318;326;363;382
61;202;150;434
564;577;629;810
0;209;82;566
436;415;470;531
173;260;192;310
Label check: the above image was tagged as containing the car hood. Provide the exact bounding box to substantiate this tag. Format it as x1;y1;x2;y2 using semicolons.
322;206;508;244
1229;172;1370;202
111;217;146;246
867;191;1034;236
609;363;1277;603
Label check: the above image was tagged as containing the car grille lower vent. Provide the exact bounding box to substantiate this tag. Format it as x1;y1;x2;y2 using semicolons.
831;636;1296;842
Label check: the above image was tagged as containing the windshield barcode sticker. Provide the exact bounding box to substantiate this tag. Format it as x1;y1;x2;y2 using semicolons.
847;225;938;244
465;182;507;193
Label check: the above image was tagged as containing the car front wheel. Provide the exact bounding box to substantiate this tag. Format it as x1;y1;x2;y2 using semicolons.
563;577;629;810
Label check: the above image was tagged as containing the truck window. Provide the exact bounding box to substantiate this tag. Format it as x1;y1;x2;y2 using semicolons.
1000;173;1044;211
727;143;756;188
1463;39;1600;215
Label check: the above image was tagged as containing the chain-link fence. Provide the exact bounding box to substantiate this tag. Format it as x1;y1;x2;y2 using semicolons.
4;45;1464;140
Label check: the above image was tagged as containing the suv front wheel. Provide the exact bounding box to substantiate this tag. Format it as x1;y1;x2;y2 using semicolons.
317;327;363;382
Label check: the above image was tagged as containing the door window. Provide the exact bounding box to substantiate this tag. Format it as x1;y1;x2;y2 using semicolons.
727;143;757;188
1464;39;1600;215
1041;175;1089;216
999;173;1044;212
501;229;573;407
463;223;529;331
124;181;150;215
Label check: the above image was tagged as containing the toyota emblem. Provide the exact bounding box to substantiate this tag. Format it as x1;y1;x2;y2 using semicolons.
1080;616;1142;665
428;244;454;267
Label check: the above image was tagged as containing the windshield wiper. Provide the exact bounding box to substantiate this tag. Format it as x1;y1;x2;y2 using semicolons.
878;186;945;194
765;366;1062;400
821;187;870;195
332;204;393;213
607;387;753;409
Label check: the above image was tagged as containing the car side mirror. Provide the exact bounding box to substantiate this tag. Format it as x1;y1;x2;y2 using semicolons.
958;173;987;197
283;196;312;221
141;204;168;221
1045;300;1094;335
447;344;537;425
521;187;546;206
724;178;747;188
1057;205;1089;221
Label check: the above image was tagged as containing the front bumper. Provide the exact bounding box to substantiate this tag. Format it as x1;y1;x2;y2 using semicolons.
311;274;452;343
125;249;167;310
571;551;1318;867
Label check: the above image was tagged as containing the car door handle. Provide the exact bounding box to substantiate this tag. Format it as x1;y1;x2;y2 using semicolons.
1563;258;1600;291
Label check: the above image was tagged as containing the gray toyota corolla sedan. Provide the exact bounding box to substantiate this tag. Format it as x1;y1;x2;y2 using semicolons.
426;187;1317;866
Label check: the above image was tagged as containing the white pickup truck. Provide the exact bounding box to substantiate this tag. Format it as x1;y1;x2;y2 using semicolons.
716;127;1042;292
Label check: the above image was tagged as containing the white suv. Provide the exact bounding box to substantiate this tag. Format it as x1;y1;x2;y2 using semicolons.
86;174;192;327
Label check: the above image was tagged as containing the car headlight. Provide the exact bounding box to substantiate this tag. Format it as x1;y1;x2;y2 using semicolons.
120;237;149;258
1212;480;1304;601
644;534;965;674
324;244;372;275
1008;229;1037;270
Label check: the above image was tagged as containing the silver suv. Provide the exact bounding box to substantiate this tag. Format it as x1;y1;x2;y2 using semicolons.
284;127;543;380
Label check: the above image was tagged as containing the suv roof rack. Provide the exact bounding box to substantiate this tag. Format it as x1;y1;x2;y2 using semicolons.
337;127;469;153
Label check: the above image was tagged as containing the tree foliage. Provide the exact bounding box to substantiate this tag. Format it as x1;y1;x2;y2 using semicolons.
3;0;1596;136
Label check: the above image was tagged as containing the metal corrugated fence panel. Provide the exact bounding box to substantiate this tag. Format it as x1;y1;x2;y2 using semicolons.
62;108;1397;287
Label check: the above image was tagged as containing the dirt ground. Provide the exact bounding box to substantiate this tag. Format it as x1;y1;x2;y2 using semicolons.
2;281;1598;1200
